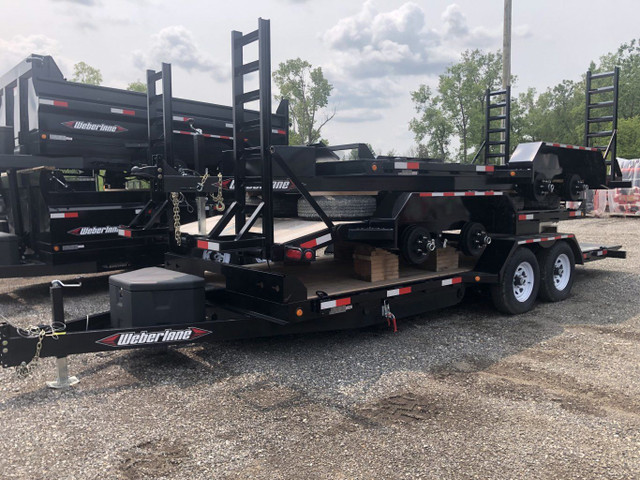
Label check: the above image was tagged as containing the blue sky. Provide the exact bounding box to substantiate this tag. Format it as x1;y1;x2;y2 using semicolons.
3;0;640;154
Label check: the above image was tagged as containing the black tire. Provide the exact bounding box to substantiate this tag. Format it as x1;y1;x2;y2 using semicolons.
400;225;433;265
272;195;298;217
537;241;575;302
459;222;490;257
491;247;540;314
297;195;376;220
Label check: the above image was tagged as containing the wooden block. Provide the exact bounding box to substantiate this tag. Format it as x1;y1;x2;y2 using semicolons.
353;246;399;282
422;246;459;272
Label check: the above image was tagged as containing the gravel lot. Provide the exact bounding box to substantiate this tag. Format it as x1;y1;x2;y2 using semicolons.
0;217;638;479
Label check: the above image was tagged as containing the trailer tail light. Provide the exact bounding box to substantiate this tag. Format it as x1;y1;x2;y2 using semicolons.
303;250;314;261
285;247;303;261
296;308;304;317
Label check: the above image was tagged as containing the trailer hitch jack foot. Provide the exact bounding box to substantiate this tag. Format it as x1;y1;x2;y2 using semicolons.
46;357;79;390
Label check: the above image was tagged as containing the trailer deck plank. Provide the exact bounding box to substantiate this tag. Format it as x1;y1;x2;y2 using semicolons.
182;216;354;244
246;256;469;298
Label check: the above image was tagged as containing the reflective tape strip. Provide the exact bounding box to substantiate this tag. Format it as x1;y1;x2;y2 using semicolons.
441;277;462;286
518;214;534;220
394;161;420;170
49;134;73;141
39;99;68;107
320;297;351;310
596;249;608;256
118;229;132;238
545;142;599;152
196;240;220;251
272;129;287;135
475;165;495;172
387;286;412;297
50;212;78;219
568;211;583;217
517;234;573;245
419;191;502;197
173;115;192;122
300;233;332;249
111;108;135;116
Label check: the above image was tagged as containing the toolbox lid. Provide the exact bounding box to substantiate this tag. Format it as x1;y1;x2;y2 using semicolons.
109;267;205;292
0;232;18;244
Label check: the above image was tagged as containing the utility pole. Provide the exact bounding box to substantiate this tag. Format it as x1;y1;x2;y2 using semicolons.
501;0;512;161
503;0;512;88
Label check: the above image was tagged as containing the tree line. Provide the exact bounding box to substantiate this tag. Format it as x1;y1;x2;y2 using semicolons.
410;39;640;162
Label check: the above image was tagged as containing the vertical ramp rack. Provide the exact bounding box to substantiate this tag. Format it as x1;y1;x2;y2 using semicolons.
585;67;621;182
483;87;511;165
195;18;274;257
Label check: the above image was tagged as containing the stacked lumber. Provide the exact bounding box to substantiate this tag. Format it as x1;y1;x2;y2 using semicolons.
353;245;399;282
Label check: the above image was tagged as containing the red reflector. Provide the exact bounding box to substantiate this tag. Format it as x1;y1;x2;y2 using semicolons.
196;240;209;249
123;230;132;238
122;109;135;116
602;250;608;255
303;250;314;260
285;248;303;260
53;100;68;107
66;212;79;218
335;297;351;307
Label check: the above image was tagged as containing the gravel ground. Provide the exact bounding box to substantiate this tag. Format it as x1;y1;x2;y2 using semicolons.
0;217;638;479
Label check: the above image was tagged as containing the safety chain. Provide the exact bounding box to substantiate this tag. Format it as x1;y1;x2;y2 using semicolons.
170;192;182;246
15;328;47;379
211;172;226;212
382;301;398;333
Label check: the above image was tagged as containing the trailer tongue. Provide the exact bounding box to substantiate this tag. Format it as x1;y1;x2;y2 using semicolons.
0;19;628;387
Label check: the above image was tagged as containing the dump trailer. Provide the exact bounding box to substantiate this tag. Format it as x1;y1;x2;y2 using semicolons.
0;54;289;277
0;19;629;387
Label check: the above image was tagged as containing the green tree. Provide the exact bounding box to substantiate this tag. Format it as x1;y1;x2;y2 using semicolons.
72;61;102;85
617;116;640;158
410;49;502;162
127;80;147;93
273;58;334;145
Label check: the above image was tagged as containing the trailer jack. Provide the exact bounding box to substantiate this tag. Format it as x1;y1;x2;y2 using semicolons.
14;280;82;389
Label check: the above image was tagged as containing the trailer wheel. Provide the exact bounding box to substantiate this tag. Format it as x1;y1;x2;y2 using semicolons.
491;247;540;314
400;225;434;265
297;195;376;220
562;174;584;202
537;241;575;302
459;222;491;257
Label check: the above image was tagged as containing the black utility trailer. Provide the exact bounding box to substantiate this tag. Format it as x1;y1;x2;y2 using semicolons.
0;54;289;277
0;19;628;386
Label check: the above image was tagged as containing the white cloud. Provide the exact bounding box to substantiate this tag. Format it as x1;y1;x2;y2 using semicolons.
132;26;225;80
0;35;69;74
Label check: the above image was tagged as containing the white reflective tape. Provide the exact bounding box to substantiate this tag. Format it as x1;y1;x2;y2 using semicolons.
39;99;54;105
320;300;337;309
49;134;73;141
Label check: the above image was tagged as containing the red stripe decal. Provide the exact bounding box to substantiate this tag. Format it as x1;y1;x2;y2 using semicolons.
486;191;495;196
398;287;412;295
452;277;462;284
53;100;68;107
464;192;475;196
123;229;132;238
486;166;495;172
525;239;535;244
196;240;209;249
419;193;433;197
122;109;135;116
300;239;317;249
335;298;351;307
65;212;78;218
443;192;455;196
518;214;527;220
407;162;420;169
